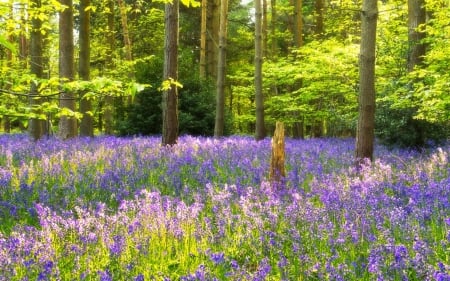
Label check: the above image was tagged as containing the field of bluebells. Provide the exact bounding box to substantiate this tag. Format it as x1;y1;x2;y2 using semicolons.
0;134;449;281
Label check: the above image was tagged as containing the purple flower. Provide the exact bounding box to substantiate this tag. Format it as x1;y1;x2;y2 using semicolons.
98;269;112;281
134;274;144;281
210;252;225;265
109;235;126;257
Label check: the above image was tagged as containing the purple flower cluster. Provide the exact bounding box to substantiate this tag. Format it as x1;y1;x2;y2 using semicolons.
0;134;449;280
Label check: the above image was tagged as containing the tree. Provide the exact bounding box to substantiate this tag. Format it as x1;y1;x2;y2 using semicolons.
162;0;180;145
214;0;228;137
79;0;93;137
254;0;265;140
29;0;45;141
104;0;115;134
199;0;207;78
355;0;377;163
407;0;426;72
58;0;77;139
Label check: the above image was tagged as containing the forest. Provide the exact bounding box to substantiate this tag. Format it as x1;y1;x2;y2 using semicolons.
0;0;449;280
0;0;448;147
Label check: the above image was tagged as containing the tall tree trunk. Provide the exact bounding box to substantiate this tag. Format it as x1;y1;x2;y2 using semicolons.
104;0;115;134
58;0;77;139
207;0;220;79
199;0;207;78
355;0;377;164
214;0;228;137
262;0;268;56
29;0;45;141
118;0;133;63
79;0;93;137
407;0;426;72
293;0;303;48
314;0;325;36
162;0;179;146
270;0;277;56
292;0;303;138
255;0;265;140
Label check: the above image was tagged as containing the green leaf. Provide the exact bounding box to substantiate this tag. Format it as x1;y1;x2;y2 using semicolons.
0;35;16;53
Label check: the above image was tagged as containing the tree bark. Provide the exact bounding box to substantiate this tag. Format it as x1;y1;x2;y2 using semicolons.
355;0;377;164
29;0;45;141
270;0;277;56
255;0;265;140
314;0;325;36
207;0;220;79
199;0;207;78
293;0;303;48
407;0;426;72
214;0;228;137
58;0;77;139
162;0;179;146
270;121;285;184
104;0;115;134
79;0;93;137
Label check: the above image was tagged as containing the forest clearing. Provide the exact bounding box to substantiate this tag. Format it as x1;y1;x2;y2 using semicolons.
0;134;449;280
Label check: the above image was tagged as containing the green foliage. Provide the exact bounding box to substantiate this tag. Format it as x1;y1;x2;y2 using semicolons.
375;100;449;149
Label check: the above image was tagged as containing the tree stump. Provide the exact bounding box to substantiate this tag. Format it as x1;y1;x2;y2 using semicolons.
270;121;286;184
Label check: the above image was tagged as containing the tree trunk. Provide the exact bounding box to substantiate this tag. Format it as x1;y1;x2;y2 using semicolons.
293;0;303;48
270;121;285;184
58;0;77;139
118;0;133;63
355;0;377;164
104;0;115;134
315;0;325;36
407;0;426;72
207;0;220;79
29;0;45;141
270;0;277;56
79;0;93;137
199;0;207;78
162;0;179;146
214;0;228;137
255;0;265;140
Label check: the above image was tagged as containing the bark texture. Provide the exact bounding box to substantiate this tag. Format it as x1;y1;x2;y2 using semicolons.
214;0;228;137
255;0;266;140
355;0;378;164
29;0;45;141
270;122;286;184
162;0;179;146
79;0;93;137
58;0;77;139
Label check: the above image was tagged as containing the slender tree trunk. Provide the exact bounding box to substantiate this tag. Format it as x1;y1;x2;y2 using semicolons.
79;0;93;137
314;0;325;36
104;0;115;134
29;0;45;141
207;0;220;79
162;0;179;145
292;0;304;138
255;0;265;140
355;0;377;164
270;0;277;56
214;0;228;137
58;0;77;139
200;0;207;78
262;0;268;56
407;0;426;72
293;0;303;48
118;0;133;63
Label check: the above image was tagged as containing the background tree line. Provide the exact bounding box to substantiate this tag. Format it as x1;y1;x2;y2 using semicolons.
0;0;448;149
